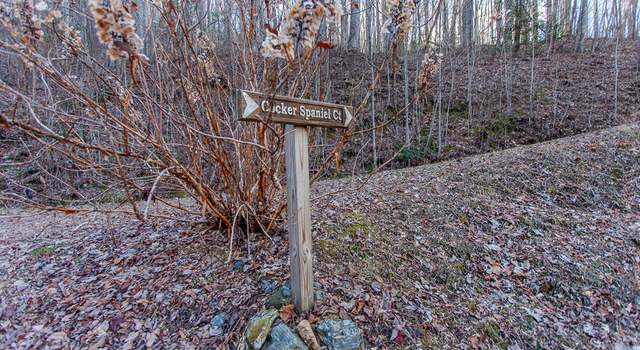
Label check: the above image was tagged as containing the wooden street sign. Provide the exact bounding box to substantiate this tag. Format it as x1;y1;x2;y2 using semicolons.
237;90;354;314
237;90;353;128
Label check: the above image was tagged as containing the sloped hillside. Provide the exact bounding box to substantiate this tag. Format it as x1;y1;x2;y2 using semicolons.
325;40;639;167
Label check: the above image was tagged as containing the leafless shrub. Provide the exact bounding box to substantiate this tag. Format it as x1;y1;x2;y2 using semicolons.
0;0;415;240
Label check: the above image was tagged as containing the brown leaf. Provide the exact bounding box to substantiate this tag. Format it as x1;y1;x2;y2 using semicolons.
0;113;9;129
316;41;335;49
51;207;84;215
265;24;278;35
109;315;124;333
308;313;320;325
352;299;365;315
279;304;296;323
468;335;480;349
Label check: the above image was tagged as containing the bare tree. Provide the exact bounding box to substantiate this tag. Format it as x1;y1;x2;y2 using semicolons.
348;1;362;49
575;0;588;52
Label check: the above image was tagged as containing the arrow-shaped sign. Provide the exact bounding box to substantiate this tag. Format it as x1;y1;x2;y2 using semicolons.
237;90;354;129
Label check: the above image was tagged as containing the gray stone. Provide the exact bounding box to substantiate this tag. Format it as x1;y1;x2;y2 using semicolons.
314;289;325;302
210;312;228;336
245;309;279;349
614;343;640;350
121;248;137;259
317;320;363;350
155;293;165;303
13;280;27;291
233;259;246;272
281;283;291;297
267;285;293;309
268;282;324;309
260;277;278;293
263;323;308;350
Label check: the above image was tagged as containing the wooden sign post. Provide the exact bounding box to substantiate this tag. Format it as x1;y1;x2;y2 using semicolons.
237;90;353;313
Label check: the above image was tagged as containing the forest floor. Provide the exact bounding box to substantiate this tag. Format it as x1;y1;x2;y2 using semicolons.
1;123;639;349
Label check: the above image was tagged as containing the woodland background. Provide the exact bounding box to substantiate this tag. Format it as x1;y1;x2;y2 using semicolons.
0;0;639;230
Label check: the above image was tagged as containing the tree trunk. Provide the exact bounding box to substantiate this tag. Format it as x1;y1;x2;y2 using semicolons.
366;0;377;167
513;0;522;53
575;0;588;52
347;1;361;49
546;0;554;42
632;0;639;39
341;0;349;46
462;0;474;48
450;0;459;47
495;0;504;48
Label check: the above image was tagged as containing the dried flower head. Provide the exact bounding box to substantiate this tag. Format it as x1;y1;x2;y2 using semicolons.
261;0;342;60
0;3;11;27
418;49;441;94
261;28;293;60
194;31;226;89
383;0;416;41
322;0;343;24
44;9;62;23
34;1;48;11
196;30;215;52
57;21;84;57
14;0;44;47
88;0;144;61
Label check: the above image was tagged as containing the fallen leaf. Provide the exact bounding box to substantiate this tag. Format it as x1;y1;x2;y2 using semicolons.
279;304;296;323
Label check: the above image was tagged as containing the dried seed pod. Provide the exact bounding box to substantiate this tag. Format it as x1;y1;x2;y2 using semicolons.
260;0;342;60
88;0;144;61
383;0;416;41
57;21;84;57
14;0;44;48
418;49;441;95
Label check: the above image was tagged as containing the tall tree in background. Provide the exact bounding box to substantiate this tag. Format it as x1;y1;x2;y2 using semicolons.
512;0;525;52
631;0;639;38
348;0;362;49
575;0;588;51
341;0;350;46
462;0;475;48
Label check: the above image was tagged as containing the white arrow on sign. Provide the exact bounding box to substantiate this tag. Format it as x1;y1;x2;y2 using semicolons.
343;107;353;127
242;91;260;119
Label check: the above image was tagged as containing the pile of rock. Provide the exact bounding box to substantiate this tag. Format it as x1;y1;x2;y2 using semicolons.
244;310;363;350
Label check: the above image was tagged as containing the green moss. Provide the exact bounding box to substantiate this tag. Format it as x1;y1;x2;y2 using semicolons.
491;112;515;134
340;212;376;239
483;320;501;342
535;84;552;103
398;147;422;162
31;246;55;257
468;300;478;313
420;331;438;347
457;212;470;226
172;190;191;198
610;167;624;179
591;259;603;269
245;309;279;350
451;261;466;271
98;192;129;204
318;239;341;256
450;101;468;118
